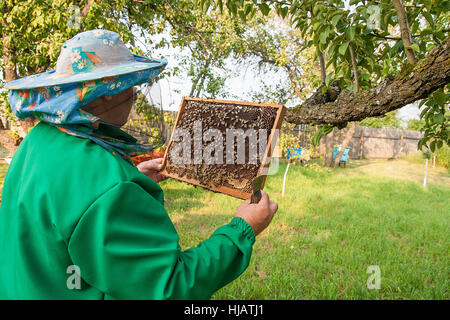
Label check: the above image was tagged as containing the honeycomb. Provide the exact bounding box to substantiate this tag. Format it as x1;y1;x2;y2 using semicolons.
163;98;281;197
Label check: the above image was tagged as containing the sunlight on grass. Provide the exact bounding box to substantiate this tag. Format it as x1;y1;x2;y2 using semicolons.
160;159;449;300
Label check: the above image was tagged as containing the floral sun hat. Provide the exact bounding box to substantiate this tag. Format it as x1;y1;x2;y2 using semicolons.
5;29;168;163
5;29;167;90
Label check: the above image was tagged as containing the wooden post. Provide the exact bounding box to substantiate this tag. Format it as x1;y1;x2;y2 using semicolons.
359;128;364;159
423;158;428;187
399;132;404;158
282;161;290;197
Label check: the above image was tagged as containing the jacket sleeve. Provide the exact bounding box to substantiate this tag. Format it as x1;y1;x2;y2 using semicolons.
67;181;255;300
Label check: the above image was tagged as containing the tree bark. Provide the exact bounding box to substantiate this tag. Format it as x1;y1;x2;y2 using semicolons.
392;0;417;64
2;1;16;83
318;52;326;85
286;36;450;125
81;0;93;17
324;129;335;167
332;122;357;168
348;43;359;93
328;42;359;167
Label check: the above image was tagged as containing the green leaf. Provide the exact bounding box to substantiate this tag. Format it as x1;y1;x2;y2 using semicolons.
258;3;271;16
227;0;238;15
331;14;343;27
432;113;444;124
244;3;252;16
313;5;320;16
325;73;333;87
238;9;246;22
433;91;447;106
339;42;349;55
391;40;403;55
430;140;436;152
420;28;433;36
313;21;321;31
408;43;420;53
324;125;333;135
422;11;435;28
320;30;329;44
346;26;355;41
280;6;289;18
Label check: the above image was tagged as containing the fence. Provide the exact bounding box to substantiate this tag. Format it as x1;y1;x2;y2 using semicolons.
291;125;423;160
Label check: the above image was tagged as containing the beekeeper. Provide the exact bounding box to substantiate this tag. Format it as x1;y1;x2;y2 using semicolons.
0;29;278;299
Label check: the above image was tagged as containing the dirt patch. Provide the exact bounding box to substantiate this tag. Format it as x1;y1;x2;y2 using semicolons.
344;159;450;187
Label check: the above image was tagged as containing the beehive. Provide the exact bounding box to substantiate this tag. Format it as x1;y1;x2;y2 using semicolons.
161;97;285;199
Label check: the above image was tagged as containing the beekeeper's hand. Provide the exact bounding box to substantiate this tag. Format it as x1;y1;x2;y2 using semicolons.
235;191;278;236
137;158;168;183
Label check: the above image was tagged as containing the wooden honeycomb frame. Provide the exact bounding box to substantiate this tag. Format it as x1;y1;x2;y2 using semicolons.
161;97;286;200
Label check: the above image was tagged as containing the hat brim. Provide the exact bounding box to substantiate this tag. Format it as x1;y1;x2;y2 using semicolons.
4;55;167;90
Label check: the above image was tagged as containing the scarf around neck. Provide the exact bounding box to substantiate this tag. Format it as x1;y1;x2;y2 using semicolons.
8;68;162;164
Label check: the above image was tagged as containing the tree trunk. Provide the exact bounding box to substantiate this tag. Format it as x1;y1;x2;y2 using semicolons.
285;37;450;125
332;122;357;168
81;0;93;17
2;31;16;82
324;129;335;167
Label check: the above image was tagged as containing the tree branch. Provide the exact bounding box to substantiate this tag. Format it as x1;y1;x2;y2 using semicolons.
81;0;93;17
348;42;359;93
318;52;326;85
286;37;450;125
392;0;417;64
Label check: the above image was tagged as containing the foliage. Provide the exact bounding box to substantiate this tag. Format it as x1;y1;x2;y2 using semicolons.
279;122;301;156
312;124;333;147
0;91;15;127
435;143;450;169
154;2;257;99
235;14;320;105
417;86;449;153
359;110;404;129
200;0;450;151
406;118;426;131
1;1;147;79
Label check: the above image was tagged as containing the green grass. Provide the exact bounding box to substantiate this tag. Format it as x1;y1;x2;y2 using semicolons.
160;159;449;300
0;159;448;299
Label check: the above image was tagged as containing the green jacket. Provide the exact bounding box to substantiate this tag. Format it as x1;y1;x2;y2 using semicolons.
0;122;255;299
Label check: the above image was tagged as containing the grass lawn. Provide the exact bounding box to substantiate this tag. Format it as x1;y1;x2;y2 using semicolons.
0;158;448;299
160;159;449;300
